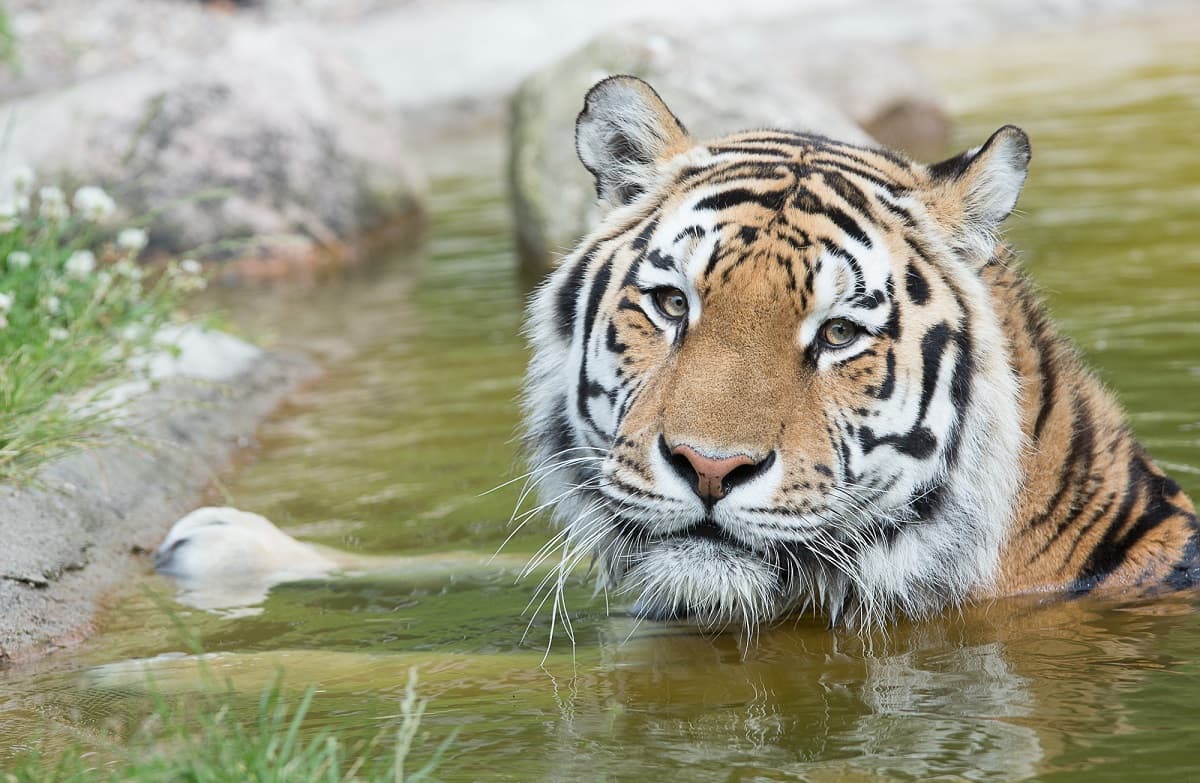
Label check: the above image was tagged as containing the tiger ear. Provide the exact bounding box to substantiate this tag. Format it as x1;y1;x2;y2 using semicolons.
576;76;694;210
926;125;1031;264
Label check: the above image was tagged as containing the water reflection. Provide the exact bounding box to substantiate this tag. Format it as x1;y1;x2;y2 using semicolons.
58;588;1199;781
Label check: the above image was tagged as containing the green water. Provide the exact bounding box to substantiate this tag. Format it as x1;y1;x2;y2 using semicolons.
3;14;1200;782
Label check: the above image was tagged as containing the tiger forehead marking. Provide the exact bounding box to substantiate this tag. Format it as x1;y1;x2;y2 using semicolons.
521;75;1199;634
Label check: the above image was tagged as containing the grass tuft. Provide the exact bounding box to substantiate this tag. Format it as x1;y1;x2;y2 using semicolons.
2;665;453;782
0;171;207;481
3;603;455;781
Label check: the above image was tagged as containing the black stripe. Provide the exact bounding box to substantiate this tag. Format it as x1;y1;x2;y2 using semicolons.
743;131;831;149
1050;491;1116;564
678;161;786;192
630;217;659;251
703;239;725;278
707;144;793;157
775;252;798;292
940;327;975;473
575;257;614;431
837;429;854;482
874;349;896;400
540;401;575;465
817;162;900;194
916;322;952;423
817;169;874;218
882;275;901;339
853;288;885;309
905;263;930;305
673;225;704;244
1036;458;1108;562
694;187;788;212
1030;308;1059;442
858;425;937;459
553;247;595;340
822;141;910;168
605;322;627;354
821;240;866;297
911;482;947;519
949;328;973;409
779;229;811;254
878;196;917;227
1165;527;1200;590
646;249;674;269
1083;456;1185;581
858;322;956;459
760;132;898;172
793;188;873;248
1027;394;1096;530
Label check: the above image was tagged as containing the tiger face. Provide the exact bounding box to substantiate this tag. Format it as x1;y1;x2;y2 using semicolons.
523;76;1031;630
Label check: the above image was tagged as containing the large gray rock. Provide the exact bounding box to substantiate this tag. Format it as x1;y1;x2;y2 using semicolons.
0;24;425;272
508;22;951;277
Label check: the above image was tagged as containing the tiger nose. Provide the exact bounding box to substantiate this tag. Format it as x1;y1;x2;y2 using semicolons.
663;439;775;505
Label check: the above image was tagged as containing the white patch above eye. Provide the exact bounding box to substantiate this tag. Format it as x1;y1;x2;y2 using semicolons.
633;207;721;327
636;264;686;290
636;263;701;331
808;252;841;325
798;244;895;357
681;230;720;279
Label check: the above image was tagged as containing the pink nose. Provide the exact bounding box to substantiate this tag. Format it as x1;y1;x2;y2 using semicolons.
669;443;758;503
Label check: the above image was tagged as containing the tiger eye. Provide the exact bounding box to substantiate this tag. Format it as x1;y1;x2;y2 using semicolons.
653;287;689;320
820;318;860;348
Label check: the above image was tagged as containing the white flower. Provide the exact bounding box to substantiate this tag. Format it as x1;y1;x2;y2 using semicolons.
64;249;96;279
73;186;116;223
48;326;69;341
0;200;17;233
117;227;148;253
114;258;145;280
45;295;61;315
120;324;145;342
0;292;12;312
39;186;69;222
170;258;206;292
0;313;8;329
7;251;31;270
9;165;35;196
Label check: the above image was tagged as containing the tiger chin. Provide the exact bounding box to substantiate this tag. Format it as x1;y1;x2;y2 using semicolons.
520;75;1200;634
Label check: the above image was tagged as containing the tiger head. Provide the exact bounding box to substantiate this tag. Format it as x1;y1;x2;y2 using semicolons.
522;76;1031;631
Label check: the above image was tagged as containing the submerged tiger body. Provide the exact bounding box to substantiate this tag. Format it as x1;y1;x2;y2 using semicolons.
522;76;1200;631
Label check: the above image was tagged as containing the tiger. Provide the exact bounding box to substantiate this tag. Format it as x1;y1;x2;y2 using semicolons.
520;75;1200;633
